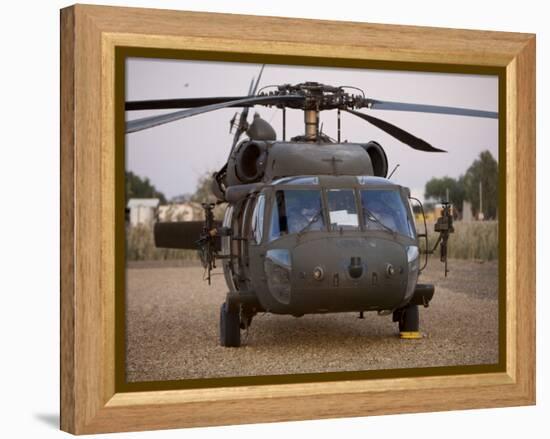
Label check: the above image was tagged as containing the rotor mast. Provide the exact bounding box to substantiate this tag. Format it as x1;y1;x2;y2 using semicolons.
304;109;319;141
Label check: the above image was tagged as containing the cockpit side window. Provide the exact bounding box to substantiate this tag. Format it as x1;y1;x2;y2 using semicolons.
268;190;325;241
251;194;265;244
360;189;414;238
268;191;283;241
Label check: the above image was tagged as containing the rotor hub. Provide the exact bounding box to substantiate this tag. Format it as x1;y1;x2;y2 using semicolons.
256;82;366;111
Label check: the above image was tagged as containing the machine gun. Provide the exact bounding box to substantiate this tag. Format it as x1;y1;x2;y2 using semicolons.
409;198;455;277
431;202;455;276
197;203;219;285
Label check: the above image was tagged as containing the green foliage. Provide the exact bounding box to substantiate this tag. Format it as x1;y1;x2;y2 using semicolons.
463;150;499;219
126;171;167;204
190;171;226;220
423;150;498;219
424;176;465;212
190;172;217;204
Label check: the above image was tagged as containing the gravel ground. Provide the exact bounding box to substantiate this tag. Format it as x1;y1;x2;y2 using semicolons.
126;258;499;382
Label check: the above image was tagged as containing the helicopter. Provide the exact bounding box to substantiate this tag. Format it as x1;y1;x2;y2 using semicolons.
125;66;498;347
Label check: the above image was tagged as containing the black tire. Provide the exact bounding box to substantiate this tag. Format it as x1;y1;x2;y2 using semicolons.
398;304;419;333
220;302;241;347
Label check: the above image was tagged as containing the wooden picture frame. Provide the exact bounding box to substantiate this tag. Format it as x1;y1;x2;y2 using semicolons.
60;4;535;434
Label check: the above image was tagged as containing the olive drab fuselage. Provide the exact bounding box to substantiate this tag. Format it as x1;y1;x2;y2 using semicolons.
220;175;421;315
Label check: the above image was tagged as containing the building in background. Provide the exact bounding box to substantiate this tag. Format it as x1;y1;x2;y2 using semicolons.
127;198;160;226
158;202;204;222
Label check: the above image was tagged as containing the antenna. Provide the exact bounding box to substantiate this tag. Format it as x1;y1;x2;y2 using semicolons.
337;108;341;142
388;164;400;179
282;107;286;141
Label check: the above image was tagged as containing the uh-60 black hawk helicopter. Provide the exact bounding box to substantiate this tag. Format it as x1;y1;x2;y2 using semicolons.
126;66;497;347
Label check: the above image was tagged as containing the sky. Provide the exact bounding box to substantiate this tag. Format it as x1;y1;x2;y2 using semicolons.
125;58;498;202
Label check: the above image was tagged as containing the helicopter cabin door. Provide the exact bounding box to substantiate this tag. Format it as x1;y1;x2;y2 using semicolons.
228;198;250;292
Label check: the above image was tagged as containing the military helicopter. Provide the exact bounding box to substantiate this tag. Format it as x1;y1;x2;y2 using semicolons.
125;66;497;347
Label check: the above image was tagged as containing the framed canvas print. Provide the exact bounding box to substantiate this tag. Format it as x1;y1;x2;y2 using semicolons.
60;4;536;434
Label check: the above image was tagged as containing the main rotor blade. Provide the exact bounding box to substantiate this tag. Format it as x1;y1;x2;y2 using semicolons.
364;99;498;119
232;79;256;147
126;95;303;134
232;65;266;147
126;96;254;111
345;109;446;153
251;65;265;95
126;67;266;112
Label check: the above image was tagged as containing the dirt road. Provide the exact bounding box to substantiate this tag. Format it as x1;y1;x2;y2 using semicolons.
126;258;499;382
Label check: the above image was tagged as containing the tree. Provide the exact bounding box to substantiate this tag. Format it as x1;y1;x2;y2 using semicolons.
191;171;226;220
424;176;465;214
463;150;498;219
190;172;217;204
125;171;167;204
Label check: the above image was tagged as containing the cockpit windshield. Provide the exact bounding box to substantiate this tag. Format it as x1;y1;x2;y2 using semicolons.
327;189;359;231
269;190;325;241
360;189;415;238
267;185;415;241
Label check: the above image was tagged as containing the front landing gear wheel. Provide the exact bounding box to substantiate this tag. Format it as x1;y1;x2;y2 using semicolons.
395;304;421;339
220;302;241;347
